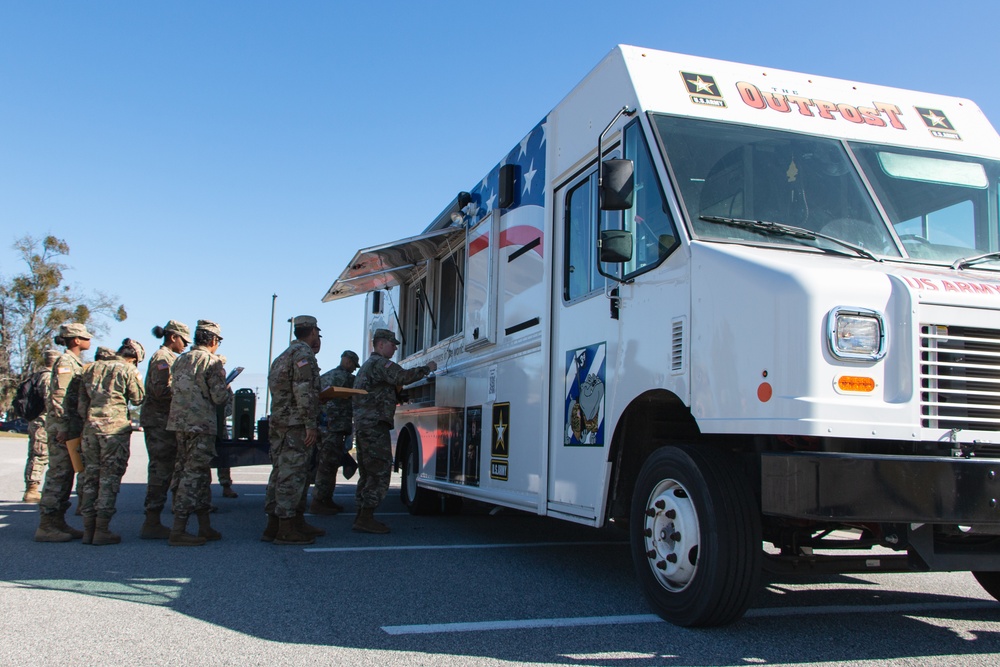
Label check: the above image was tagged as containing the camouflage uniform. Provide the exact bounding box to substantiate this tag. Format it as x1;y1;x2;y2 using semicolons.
22;355;57;496
315;364;355;500
167;345;232;519
141;344;179;512
353;350;433;509
38;351;86;516
77;350;144;519
24;413;49;486
265;339;321;519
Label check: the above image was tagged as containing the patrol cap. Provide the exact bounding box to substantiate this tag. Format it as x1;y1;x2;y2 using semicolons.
58;323;93;340
163;320;192;344
372;328;400;345
44;349;62;365
341;350;360;363
292;315;319;330
196;320;223;340
94;346;117;361
121;338;146;363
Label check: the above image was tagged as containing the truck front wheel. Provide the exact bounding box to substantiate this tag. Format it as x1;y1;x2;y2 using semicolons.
973;571;1000;601
630;444;761;627
400;442;440;515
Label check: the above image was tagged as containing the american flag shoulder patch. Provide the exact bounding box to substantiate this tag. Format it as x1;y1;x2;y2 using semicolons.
296;359;310;368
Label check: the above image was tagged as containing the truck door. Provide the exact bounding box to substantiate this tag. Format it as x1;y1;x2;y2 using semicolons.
547;166;621;522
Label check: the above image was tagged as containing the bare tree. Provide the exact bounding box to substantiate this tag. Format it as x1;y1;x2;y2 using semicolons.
0;235;127;412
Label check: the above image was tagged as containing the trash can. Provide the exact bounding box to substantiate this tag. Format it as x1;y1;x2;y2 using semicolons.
233;388;256;440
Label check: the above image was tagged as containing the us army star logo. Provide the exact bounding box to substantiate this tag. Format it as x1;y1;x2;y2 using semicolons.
494;421;506;451
680;71;721;98
491;402;510;458
916;107;955;131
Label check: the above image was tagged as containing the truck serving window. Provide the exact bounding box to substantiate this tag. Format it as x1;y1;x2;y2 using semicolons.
401;276;426;357
436;246;465;342
850;144;1000;265
651;115;899;257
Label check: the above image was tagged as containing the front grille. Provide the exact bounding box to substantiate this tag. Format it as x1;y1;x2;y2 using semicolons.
920;324;1000;431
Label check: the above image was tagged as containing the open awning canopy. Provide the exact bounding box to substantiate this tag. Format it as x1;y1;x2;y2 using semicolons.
321;226;464;302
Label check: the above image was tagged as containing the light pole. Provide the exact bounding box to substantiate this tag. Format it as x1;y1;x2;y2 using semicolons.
264;293;277;416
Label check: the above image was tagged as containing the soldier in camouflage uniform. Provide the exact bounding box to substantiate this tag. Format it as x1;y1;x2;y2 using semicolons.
77;340;145;545
166;320;232;547
263;315;324;545
217;467;238;498
22;349;61;503
311;349;360;516
35;323;93;542
139;320;191;539
352;329;436;534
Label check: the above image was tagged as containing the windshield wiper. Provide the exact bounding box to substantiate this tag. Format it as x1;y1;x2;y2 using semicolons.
951;251;1000;270
699;215;880;261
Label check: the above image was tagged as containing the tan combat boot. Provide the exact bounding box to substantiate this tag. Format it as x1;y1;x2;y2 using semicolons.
221;485;238;498
22;482;41;503
273;517;314;546
308;494;340;516
196;510;221;541
92;517;121;546
34;513;73;542
53;512;83;540
82;516;96;545
352;507;390;534
168;516;207;547
140;510;171;540
260;514;279;542
295;512;326;537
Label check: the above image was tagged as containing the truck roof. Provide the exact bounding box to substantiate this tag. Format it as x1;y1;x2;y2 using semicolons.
618;44;1000;157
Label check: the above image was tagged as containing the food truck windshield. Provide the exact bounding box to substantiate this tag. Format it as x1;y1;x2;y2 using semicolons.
652;114;1000;268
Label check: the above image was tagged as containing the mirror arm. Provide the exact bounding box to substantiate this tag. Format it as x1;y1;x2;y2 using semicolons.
597;105;636;191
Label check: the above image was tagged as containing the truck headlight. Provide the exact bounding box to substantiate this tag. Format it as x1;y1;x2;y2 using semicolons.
828;307;886;361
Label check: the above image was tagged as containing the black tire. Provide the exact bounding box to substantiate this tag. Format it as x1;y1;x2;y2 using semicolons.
399;442;439;515
630;444;761;627
973;571;1000;601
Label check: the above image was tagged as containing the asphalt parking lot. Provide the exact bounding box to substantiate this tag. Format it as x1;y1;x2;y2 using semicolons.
2;431;1000;667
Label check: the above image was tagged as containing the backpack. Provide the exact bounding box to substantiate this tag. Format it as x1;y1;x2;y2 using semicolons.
12;370;47;422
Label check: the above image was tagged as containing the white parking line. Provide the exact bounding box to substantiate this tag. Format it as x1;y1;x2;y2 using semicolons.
242;492;360;498
381;600;998;635
305;540;627;554
382;614;662;635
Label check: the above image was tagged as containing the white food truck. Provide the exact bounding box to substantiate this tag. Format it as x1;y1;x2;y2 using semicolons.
323;45;1000;626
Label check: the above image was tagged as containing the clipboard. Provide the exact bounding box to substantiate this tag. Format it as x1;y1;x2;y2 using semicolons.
320;386;367;401
226;367;244;385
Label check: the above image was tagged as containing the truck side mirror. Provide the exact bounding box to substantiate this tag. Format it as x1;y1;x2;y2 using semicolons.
600;229;633;263
600;159;634;211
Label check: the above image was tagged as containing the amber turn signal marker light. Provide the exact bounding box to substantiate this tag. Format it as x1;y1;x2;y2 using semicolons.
837;376;876;392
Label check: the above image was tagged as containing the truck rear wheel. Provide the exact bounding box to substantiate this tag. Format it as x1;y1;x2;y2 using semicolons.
630;444;761;627
400;442;440;515
973;571;1000;601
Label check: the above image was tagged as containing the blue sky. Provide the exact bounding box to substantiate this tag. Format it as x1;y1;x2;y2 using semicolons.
2;1;998;411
